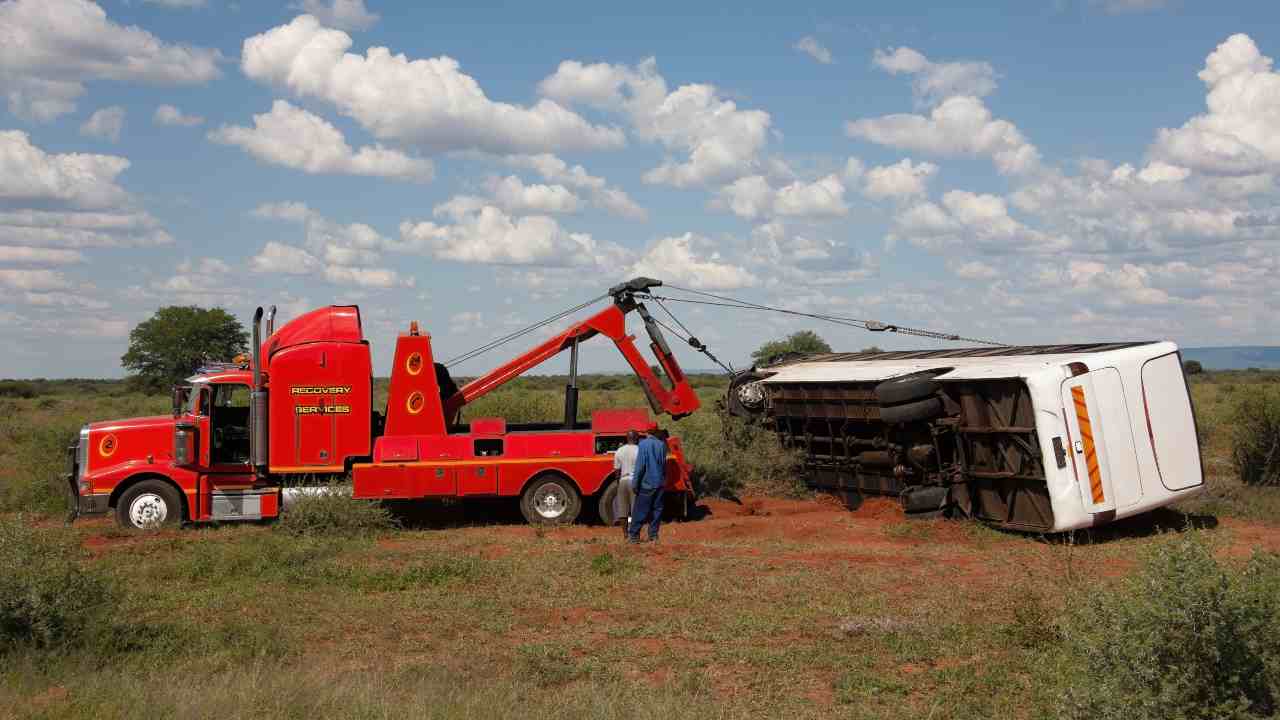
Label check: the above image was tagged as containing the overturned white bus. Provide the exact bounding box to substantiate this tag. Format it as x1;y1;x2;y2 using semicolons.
727;342;1205;532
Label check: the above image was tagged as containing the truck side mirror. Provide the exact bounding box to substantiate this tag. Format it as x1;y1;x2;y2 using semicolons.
172;386;188;417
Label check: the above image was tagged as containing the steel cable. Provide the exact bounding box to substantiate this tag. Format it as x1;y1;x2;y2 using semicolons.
442;294;608;368
657;285;1007;347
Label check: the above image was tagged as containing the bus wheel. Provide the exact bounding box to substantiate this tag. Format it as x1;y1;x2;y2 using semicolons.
520;475;581;526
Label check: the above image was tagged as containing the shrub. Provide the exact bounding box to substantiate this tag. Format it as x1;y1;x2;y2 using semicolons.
0;380;38;399
275;483;398;537
1056;531;1280;720
0;516;114;652
1184;359;1204;375
1231;385;1280;486
680;407;804;498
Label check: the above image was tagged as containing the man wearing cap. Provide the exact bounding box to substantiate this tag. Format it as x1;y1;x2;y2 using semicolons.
627;428;668;544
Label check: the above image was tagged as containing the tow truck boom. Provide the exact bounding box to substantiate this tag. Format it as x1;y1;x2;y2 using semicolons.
444;277;701;420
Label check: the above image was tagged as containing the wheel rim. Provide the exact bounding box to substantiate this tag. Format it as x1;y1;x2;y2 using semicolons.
531;483;568;520
128;492;168;528
736;380;765;408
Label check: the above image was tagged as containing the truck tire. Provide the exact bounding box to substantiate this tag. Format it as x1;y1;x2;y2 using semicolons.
598;481;619;526
878;397;944;425
520;475;581;526
115;479;182;531
875;370;946;405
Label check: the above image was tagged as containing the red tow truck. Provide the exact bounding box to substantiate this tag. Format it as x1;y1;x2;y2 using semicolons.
67;278;702;530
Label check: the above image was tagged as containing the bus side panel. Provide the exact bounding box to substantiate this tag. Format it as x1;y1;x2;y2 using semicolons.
1140;353;1204;492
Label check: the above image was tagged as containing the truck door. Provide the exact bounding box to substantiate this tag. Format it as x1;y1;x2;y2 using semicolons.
1061;368;1143;515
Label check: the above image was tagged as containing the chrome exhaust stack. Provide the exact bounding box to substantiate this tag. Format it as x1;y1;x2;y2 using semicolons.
250;307;269;473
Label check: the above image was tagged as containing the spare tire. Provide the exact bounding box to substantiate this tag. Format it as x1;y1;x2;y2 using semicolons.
874;370;947;405
726;371;769;419
879;397;944;424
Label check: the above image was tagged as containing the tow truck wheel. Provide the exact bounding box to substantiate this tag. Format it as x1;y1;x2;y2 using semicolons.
520;475;581;526
115;479;182;531
598;481;620;526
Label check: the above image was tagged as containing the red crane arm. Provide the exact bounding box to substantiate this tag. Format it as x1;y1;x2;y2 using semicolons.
443;282;702;420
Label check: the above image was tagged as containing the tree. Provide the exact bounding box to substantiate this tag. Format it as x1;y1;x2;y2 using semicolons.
121;306;249;391
751;330;832;365
1183;359;1204;375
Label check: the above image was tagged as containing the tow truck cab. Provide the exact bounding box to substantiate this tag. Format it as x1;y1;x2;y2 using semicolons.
69;285;700;530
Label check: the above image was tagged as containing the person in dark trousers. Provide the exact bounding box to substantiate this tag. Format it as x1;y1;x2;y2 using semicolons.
627;428;668;543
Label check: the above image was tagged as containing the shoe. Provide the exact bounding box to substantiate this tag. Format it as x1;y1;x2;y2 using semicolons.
626;537;642;544
645;536;659;544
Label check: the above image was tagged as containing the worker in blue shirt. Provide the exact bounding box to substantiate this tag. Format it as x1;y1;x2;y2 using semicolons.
627;428;668;543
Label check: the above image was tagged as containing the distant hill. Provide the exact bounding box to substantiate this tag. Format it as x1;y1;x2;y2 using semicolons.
1182;346;1280;370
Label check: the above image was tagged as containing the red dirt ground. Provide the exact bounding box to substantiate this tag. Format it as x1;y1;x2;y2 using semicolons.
75;494;1280;571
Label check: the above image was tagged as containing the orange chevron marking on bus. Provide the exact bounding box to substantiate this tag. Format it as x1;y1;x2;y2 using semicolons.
1071;385;1105;505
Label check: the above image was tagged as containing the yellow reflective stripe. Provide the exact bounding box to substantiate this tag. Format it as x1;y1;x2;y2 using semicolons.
1071;386;1105;504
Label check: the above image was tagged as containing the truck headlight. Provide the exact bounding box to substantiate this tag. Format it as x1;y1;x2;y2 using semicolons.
77;426;89;482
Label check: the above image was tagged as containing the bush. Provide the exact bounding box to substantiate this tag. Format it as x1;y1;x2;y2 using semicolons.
0;380;39;399
1056;532;1280;720
1231;386;1280;486
680;407;804;498
275;483;398;537
0;516;114;652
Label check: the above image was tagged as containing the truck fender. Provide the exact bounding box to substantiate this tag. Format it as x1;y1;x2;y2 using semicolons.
516;468;583;499
109;473;189;521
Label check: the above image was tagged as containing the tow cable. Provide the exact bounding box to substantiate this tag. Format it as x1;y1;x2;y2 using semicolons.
442;281;1006;374
641;284;1008;348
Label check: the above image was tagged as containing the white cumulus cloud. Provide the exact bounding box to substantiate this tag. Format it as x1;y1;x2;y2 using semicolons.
250;202;412;287
502;153;646;219
629;233;757;290
397;201;627;269
1151;34;1280;176
539;58;771;187
872;46;997;104
154;104;204;127
209;100;433;181
794;36;833;64
288;0;379;31
717;174;847;220
241;15;624;155
863;159;939;199
484;175;581;214
79;106;125;142
0;0;221;121
848;95;1040;175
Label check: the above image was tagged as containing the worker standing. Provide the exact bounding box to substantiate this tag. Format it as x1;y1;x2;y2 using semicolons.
627;428;668;544
613;430;640;536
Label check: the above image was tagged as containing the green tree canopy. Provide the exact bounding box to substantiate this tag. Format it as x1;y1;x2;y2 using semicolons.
751;330;832;366
121;306;249;390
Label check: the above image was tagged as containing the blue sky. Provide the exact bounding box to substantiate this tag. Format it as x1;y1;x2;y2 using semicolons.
0;0;1276;379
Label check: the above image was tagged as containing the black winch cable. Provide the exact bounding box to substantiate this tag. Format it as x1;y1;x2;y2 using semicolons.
649;312;735;374
443;294;608;368
654;284;1008;347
